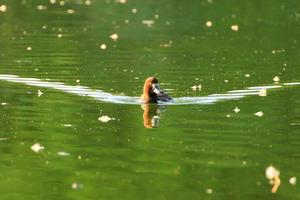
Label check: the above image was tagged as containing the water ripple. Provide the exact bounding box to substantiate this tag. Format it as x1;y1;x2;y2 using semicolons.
0;74;299;105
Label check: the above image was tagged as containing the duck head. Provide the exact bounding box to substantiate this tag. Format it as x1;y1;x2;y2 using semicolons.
142;77;173;103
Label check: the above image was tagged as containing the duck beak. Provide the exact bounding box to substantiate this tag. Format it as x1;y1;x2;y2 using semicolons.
152;83;162;95
152;83;173;102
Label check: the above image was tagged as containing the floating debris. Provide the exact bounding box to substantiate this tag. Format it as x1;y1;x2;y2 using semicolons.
160;40;172;48
100;44;107;50
142;20;155;27
57;151;70;156
71;182;83;189
76;79;80;83
0;138;9;141
131;8;138;14
37;90;43;97
265;165;281;193
110;33;119;41
27;47;32;51
206;188;213;194
233;107;240;113
67;9;75;14
191;85;197;91
37;5;47;10
258;89;267;96
273;76;280;82
289;177;297;185
64;124;72;127
84;0;92;5
254;111;264;117
31;143;44;153
191;85;202;91
231;24;239;32
50;0;56;4
1;102;7;106
0;4;7;12
245;74;250;77
98;115;115;123
57;34;62;38
116;0;127;4
224;79;229;83
206;21;212;27
59;1;65;6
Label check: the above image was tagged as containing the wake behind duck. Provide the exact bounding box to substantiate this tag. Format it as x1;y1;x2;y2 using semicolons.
0;74;299;105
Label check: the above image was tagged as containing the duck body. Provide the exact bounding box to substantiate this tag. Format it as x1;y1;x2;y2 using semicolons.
140;77;174;103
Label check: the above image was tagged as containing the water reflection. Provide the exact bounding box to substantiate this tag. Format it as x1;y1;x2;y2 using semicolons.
141;104;167;128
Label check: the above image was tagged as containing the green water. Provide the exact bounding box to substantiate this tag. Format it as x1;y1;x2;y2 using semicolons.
0;0;299;199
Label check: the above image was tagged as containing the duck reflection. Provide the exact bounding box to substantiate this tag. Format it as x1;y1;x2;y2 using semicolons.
141;103;167;128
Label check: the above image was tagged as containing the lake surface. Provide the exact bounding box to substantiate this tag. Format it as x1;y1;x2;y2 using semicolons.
0;0;299;199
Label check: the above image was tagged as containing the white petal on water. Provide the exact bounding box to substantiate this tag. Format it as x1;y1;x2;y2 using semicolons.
71;182;83;189
191;85;197;91
289;177;297;185
142;20;155;27
233;107;240;113
57;151;70;156
115;0;127;4
254;111;264;117
64;124;72;127
98;115;115;123
31;143;44;153
206;21;212;27
131;8;137;14
231;24;239;31
258;89;267;96
0;5;7;12
37;89;43;97
110;33;118;41
66;9;75;14
273;76;280;82
206;188;213;194
84;0;92;5
100;44;107;50
266;165;280;179
37;5;47;10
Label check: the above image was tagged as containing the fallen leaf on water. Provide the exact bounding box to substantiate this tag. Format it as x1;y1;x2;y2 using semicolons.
265;165;281;193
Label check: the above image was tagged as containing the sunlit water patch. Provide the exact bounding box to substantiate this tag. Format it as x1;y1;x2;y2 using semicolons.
0;74;299;105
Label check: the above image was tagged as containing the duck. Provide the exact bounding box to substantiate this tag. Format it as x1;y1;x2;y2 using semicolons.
140;77;174;103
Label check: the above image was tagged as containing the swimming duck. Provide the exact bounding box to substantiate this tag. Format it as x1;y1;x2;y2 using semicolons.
140;77;173;103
